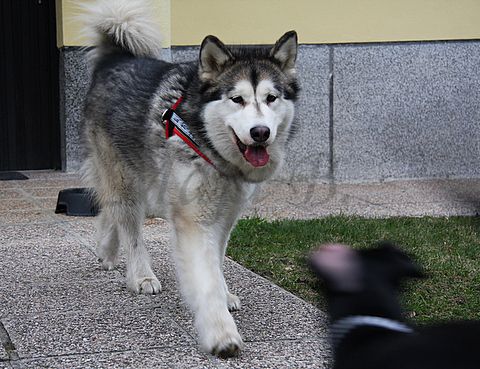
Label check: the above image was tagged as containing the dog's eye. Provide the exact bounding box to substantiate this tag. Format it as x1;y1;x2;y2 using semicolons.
266;94;277;103
230;96;244;105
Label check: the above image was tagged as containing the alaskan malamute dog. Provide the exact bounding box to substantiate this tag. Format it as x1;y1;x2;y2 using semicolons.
80;0;298;357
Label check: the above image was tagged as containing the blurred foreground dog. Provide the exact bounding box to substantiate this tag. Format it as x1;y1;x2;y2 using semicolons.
80;0;298;358
311;243;480;369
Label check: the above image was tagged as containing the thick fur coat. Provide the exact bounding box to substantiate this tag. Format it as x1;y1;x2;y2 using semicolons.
80;0;299;357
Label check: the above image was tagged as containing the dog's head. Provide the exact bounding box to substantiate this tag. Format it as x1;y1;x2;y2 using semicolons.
199;31;299;182
310;243;424;321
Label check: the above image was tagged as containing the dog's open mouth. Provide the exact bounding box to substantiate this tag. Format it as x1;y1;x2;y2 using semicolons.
234;132;270;167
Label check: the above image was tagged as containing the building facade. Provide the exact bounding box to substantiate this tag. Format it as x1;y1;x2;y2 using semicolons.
6;0;480;183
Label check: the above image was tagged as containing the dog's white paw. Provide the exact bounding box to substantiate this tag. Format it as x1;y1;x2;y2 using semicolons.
227;292;241;311
209;329;243;358
128;277;162;295
205;329;243;358
198;313;243;358
212;337;243;359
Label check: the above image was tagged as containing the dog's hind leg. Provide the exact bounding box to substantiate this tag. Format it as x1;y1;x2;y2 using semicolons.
172;218;243;357
96;210;120;270
115;200;161;295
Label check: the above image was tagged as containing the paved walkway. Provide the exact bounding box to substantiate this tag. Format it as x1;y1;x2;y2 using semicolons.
248;178;480;219
1;171;479;368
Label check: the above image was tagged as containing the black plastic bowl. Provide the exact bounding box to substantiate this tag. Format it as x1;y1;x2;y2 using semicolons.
55;188;99;216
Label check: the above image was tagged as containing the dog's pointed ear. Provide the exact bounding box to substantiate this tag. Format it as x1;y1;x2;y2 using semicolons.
270;30;298;76
375;242;426;281
199;35;234;82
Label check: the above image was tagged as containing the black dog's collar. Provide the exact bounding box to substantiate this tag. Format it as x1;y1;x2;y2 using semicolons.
330;315;414;349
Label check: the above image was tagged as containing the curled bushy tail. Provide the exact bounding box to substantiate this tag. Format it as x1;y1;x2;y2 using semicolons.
79;0;163;61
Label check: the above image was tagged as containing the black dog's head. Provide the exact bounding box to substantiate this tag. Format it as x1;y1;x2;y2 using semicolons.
310;242;424;322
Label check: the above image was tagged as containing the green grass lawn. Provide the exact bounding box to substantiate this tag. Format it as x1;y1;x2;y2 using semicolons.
227;216;480;323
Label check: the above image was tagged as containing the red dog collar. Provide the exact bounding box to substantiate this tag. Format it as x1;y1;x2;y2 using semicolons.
162;97;216;168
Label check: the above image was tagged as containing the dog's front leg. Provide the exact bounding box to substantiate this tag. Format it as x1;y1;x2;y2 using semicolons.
172;218;243;358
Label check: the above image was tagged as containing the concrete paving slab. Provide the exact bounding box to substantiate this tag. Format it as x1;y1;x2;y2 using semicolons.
164;259;327;343
0;362;12;369
0;222;70;243
0;200;37;212
0;278;168;319
0;347;7;362
0;179;81;190
217;339;331;369
20;187;64;198
235;290;325;342
2;170;478;368
0;190;22;200
335;201;479;218
0;181;20;190
0;236;99;285
62;217;170;248
0;210;55;226
28;197;58;211
0;222;180;319
60;218;96;243
50;212;97;223
224;262;328;342
10;347;217;369
246;179;480;219
340;178;480;206
90;230;177;284
0;318;15;364
19;171;80;181
3;308;193;359
0;343;333;369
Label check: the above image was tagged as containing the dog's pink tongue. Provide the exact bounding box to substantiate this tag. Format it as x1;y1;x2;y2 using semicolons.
244;146;269;167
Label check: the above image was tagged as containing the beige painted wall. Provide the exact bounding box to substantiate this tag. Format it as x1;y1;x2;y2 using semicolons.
57;0;480;47
171;0;480;45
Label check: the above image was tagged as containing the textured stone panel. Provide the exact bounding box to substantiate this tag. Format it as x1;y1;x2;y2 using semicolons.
10;347;215;369
333;42;480;182
4;308;192;359
59;48;90;172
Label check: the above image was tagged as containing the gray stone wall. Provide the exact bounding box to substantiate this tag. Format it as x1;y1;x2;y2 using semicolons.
60;42;480;182
59;47;90;172
333;42;480;183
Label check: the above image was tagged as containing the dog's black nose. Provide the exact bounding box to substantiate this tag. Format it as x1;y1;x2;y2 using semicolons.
250;126;270;143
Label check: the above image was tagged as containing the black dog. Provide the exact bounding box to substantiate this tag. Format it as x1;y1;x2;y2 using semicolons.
310;242;480;369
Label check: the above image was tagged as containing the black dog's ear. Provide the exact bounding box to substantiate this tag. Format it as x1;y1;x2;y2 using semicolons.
269;30;298;77
310;244;362;293
199;35;234;82
373;242;425;282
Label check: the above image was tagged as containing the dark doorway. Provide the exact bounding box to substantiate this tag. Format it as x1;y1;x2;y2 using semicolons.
0;0;61;170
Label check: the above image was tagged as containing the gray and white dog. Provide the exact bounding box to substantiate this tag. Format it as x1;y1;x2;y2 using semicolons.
80;0;299;357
